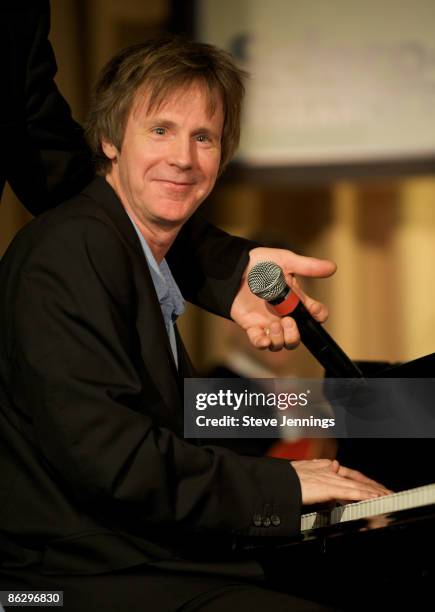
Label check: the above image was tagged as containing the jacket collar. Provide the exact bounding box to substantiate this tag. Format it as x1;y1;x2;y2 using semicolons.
82;176;144;259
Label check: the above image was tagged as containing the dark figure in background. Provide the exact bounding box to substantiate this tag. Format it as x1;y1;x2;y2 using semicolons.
0;36;389;612
0;0;93;214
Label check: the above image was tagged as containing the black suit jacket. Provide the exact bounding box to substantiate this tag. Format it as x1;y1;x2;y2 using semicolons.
0;178;301;578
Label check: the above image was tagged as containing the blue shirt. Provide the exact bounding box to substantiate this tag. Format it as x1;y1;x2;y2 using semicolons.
126;212;185;368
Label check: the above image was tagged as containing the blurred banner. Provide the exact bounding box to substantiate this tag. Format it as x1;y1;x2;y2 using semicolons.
197;0;435;165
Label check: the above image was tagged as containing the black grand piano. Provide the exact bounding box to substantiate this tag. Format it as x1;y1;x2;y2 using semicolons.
252;354;435;611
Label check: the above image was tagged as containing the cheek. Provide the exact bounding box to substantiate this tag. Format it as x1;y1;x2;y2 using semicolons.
201;155;221;182
128;145;160;173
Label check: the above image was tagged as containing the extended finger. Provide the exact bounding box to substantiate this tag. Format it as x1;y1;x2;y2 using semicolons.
337;465;392;494
287;276;329;323
326;482;385;502
268;321;285;352
283;253;337;278
305;298;329;323
324;472;388;497
282;317;300;349
247;326;271;350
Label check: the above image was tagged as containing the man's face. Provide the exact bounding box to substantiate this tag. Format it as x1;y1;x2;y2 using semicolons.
104;82;224;230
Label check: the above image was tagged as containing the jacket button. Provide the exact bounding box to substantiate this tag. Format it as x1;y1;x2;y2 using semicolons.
271;514;281;526
262;516;271;527
253;513;262;527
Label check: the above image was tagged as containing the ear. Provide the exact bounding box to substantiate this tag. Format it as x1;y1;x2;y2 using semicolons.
102;139;119;160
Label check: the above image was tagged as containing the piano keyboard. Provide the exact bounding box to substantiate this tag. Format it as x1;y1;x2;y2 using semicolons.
301;482;435;532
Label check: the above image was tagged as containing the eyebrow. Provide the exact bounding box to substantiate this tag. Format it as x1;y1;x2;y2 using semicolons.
146;118;221;140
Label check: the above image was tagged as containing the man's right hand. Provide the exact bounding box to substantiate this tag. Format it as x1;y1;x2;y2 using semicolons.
291;458;392;505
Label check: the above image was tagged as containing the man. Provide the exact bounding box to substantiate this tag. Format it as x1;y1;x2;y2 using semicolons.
0;0;330;354
0;37;388;611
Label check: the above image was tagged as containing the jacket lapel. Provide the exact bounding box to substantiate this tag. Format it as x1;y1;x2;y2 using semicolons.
175;325;196;380
82;178;182;420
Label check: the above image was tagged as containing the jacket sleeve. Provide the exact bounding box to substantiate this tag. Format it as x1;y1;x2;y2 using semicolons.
167;212;260;317
1;0;93;214
10;218;301;539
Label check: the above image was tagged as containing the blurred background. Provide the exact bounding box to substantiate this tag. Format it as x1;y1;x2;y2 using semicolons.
1;0;435;378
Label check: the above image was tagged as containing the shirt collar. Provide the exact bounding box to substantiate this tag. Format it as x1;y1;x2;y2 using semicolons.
125;211;185;321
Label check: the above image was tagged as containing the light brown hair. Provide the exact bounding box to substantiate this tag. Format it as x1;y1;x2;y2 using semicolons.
85;36;247;175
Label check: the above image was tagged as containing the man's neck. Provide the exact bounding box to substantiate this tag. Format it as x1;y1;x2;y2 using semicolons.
105;175;179;263
124;207;178;263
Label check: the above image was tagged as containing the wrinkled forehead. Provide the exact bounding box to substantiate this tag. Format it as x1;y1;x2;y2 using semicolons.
130;78;224;120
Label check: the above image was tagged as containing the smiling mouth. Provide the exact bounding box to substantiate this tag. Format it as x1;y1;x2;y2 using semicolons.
155;180;196;194
156;179;195;186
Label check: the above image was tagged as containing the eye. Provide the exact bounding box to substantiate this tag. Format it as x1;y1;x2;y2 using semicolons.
152;127;166;136
196;134;210;143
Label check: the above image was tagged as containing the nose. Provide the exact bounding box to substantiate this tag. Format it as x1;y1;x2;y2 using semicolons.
168;136;195;170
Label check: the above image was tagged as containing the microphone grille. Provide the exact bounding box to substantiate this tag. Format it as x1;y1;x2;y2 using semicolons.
247;261;287;300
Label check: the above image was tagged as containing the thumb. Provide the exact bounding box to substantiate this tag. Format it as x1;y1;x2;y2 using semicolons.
283;253;337;278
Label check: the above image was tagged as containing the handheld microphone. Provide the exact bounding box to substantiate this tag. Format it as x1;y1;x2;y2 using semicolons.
247;261;364;378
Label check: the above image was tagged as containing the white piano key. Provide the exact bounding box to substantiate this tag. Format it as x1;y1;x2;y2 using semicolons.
301;483;435;532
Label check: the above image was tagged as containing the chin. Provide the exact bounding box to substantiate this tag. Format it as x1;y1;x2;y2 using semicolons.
154;201;198;225
153;211;191;229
